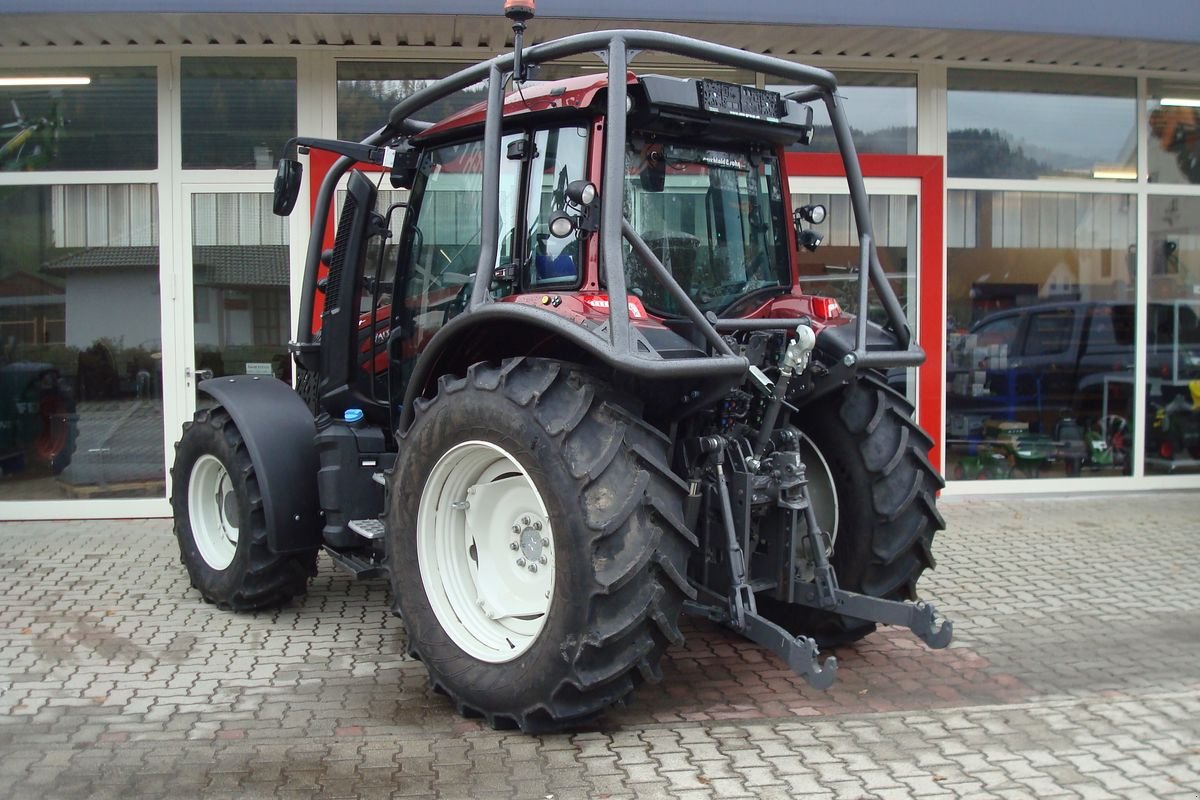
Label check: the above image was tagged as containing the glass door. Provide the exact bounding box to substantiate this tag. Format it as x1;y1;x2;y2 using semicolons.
784;152;945;473
789;175;922;402
177;184;293;418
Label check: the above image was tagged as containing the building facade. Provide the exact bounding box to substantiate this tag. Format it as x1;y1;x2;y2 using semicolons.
0;1;1197;519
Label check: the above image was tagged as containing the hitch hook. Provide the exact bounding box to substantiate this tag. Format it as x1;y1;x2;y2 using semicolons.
912;602;954;649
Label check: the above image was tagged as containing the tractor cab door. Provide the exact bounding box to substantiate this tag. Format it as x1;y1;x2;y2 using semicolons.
386;125;591;419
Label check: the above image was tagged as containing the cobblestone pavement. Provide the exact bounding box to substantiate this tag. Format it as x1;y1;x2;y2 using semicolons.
1;491;1198;799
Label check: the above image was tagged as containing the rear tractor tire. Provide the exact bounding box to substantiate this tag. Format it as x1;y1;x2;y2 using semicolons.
759;372;945;646
387;358;693;732
170;406;318;611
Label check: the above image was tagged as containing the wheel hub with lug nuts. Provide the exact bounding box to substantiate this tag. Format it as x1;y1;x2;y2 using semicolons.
416;440;556;664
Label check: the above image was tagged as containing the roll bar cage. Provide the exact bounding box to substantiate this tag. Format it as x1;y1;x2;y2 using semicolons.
295;29;924;383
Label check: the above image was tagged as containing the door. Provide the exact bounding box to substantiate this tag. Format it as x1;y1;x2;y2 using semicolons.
175;183;295;422
785;153;945;472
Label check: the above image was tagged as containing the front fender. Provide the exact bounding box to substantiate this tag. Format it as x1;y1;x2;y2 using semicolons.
196;375;321;553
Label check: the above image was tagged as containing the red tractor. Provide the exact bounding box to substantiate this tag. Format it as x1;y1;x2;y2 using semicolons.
170;3;950;732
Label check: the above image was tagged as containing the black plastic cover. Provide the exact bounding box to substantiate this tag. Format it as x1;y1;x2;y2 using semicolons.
198;375;322;553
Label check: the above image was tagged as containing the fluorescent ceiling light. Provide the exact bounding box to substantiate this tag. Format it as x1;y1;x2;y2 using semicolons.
1093;167;1137;180
1160;97;1200;107
0;76;91;87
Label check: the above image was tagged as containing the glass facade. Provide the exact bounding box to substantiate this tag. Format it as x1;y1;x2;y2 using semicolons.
181;57;296;169
0;184;164;500
1145;196;1200;474
769;72;917;154
191;193;291;391
337;61;487;142
1147;80;1200;185
948;71;1137;181
946;190;1137;479
0;66;157;171
0;39;1197;517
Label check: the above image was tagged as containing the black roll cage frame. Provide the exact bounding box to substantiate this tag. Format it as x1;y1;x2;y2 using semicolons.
295;28;924;390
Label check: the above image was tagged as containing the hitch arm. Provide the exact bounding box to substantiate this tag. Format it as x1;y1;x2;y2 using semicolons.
685;435;839;692
793;584;954;649
684;595;839;691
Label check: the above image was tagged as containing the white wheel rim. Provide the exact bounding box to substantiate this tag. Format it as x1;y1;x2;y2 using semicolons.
797;430;839;543
417;440;555;663
188;454;240;570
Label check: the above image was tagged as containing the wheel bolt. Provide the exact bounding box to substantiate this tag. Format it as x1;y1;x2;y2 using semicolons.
541;538;550;548
528;564;537;573
539;556;547;565
522;515;531;526
533;521;542;531
509;542;519;551
516;558;526;567
512;524;521;533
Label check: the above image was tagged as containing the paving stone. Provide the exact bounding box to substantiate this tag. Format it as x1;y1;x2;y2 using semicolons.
0;494;1198;798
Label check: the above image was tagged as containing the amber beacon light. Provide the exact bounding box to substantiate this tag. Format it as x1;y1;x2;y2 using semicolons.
504;0;537;81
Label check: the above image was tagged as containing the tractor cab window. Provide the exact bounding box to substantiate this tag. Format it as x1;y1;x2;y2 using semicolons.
523;126;589;289
391;135;522;392
622;140;789;316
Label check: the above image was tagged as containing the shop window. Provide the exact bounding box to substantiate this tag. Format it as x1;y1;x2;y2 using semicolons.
945;189;1136;481
0;184;163;500
182;58;296;170
1147;80;1200;185
948;71;1136;181
0;66;156;171
1146;196;1200;475
768;71;917;154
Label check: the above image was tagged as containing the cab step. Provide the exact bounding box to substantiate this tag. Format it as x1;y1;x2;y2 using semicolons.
323;545;387;580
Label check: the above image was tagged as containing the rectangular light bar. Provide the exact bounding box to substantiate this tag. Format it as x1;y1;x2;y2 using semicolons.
0;76;91;87
1160;97;1200;108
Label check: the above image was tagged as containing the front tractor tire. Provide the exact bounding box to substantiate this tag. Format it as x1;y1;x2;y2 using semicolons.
762;372;945;645
387;358;692;732
170;406;318;611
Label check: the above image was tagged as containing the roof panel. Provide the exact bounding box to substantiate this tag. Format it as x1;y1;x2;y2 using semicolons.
0;13;1196;73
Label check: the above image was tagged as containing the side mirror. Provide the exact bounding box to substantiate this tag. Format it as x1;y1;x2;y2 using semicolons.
272;159;303;216
389;147;421;190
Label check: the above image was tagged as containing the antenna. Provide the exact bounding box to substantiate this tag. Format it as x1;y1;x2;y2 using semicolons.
504;0;536;83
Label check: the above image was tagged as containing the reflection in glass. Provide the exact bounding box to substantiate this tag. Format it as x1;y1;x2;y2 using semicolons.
0;66;156;171
1145;196;1200;474
337;62;490;142
945;189;1136;480
1147;80;1200;185
191;193;290;392
791;191;917;399
0;184;163;499
769;72;917;154
948;70;1136;180
337;61;754;143
182;58;296;170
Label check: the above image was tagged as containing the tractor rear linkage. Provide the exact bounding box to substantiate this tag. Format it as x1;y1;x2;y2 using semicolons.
683;325;953;689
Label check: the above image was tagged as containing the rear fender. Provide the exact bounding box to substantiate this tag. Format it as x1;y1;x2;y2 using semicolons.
196;375;321;553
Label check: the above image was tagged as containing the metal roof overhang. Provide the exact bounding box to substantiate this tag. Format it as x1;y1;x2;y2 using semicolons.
0;9;1197;74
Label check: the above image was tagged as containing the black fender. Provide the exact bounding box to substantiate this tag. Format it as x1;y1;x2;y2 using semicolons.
396;302;742;433
197;375;321;553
